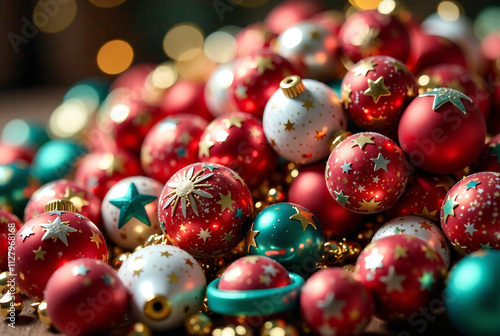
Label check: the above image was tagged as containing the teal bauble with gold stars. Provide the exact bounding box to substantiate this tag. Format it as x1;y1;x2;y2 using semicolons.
31;140;87;184
0;162;40;217
445;250;500;336
246;202;324;277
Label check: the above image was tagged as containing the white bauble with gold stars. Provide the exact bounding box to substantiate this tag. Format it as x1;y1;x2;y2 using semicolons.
262;75;346;164
117;245;206;331
102;176;163;250
373;216;451;268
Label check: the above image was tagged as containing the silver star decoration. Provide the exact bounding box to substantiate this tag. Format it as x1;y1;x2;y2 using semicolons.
340;161;352;174
370;153;390;172
40;216;77;246
20;225;35;242
72;264;90;277
197;228;212;242
379;265;406;293
316;292;346;319
364;247;384;278
464;223;478;237
262;264;278;277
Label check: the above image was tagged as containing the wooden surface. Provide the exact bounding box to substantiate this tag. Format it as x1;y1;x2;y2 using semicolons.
0;88;463;336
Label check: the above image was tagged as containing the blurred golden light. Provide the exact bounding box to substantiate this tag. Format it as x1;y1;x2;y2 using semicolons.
240;0;269;8
88;0;126;8
33;0;77;33
49;99;90;139
349;0;383;10
177;51;217;83
110;103;130;124
418;75;431;86
280;27;303;49
204;31;237;63
437;1;460;22
148;62;178;90
163;23;204;61
97;40;134;75
378;0;396;14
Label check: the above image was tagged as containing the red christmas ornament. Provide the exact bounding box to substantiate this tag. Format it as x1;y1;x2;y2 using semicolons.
0;143;35;165
418;64;492;119
14;203;107;299
474;133;500;173
340;55;416;137
234;23;276;58
25;180;101;227
141;114;208;184
198;112;278;188
97;90;165;154
158;163;253;258
264;0;327;35
288;163;364;239
355;234;446;321
386;171;455;223
158;80;213;122
228;49;299;119
300;268;373;336
440;172;500;255
45;258;128;336
0;209;23;271
110;63;155;93
311;10;344;36
74;149;142;200
325;132;410;214
339;10;410;64
405;32;466;75
480;31;500;72
398;88;486;175
219;255;290;291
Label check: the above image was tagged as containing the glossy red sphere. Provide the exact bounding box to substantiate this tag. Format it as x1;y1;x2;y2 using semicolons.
158;80;213;121
264;0;327;35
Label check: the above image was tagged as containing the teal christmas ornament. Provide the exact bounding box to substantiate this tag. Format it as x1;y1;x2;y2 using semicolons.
64;78;110;112
0;163;40;217
246;202;324;277
1;119;49;149
445;250;500;336
30;140;87;184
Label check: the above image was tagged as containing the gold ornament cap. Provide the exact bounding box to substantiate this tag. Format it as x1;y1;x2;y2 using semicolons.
329;130;351;152
144;295;172;320
44;199;76;213
280;75;305;98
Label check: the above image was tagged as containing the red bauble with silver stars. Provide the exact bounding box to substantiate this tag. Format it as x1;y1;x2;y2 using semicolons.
398;88;487;175
440;172;500;255
418;64;492;119
386;171;455;223
228;49;299;119
234;23;276;58
198;112;278;188
0;209;23;270
355;234;446;321
141;114;208;184
339;10;410;64
288;163;364;239
474;133;500;173
158;163;253;258
341;55;416;136
325;132;409;214
74;149;143;200
14;208;107;299
300;268;373;336
24;180;101;227
45;258;128;336
97;90;165;154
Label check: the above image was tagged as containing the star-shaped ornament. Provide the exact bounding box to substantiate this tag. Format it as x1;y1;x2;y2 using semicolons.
109;183;157;229
419;87;472;115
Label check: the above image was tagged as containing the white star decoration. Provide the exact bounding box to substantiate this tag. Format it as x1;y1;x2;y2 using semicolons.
340;161;352;174
316;292;346;319
262;264;278;277
464;223;478;236
379;265;405;293
364;247;384;280
72;264;90;277
197;228;212;242
40;217;77;246
370;153;390;172
20;225;35;242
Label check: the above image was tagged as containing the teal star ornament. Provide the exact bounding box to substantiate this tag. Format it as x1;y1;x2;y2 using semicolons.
419;87;472;115
109;183;157;229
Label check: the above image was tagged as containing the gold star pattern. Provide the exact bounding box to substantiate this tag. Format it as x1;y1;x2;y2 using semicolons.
388;60;410;75
33;246;47;261
357;198;380;212
406;85;415;97
0;216;8;223
198;134;215;158
142;147;153;166
243;256;260;264
369;115;388;128
133;268;143;277
180;224;187;232
97;153;125;177
222;231;234;243
247;223;260;252
63;188;89;212
314;130;326;140
168;272;180;284
90;231;103;249
289;206;317;231
352;59;377;77
393;245;408;260
422;245;439;261
419;221;433;231
216;192;235;212
161;251;172;258
351;134;375;150
284;120;295;132
415;207;438;222
451;239;468;256
19;272;25;281
249;127;261;138
341;84;353;109
223;114;245;128
251;55;275;75
302;99;314;111
364;76;391;103
185;258;194;268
